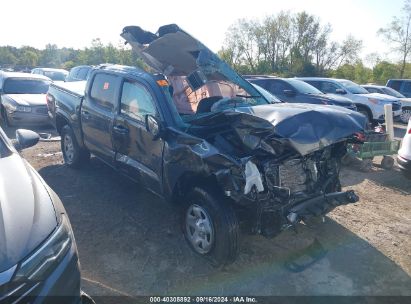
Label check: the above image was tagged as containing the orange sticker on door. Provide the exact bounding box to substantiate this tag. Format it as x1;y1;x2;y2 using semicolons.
103;82;110;90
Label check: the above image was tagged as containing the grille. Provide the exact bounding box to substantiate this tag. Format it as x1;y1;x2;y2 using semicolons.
392;102;401;111
35;106;48;115
279;159;308;193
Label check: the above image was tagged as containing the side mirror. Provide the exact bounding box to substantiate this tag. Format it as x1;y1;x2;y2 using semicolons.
283;89;296;97
145;114;163;140
335;88;347;94
13;129;40;150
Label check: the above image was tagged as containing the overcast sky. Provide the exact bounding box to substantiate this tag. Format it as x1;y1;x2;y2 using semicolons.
0;0;404;62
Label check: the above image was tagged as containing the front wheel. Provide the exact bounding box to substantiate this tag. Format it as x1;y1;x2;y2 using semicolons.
61;125;90;168
182;186;240;267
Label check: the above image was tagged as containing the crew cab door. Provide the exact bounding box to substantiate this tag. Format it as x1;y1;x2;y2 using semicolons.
112;78;164;194
81;72;121;164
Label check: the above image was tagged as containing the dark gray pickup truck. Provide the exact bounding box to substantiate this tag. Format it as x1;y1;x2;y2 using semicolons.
47;24;366;266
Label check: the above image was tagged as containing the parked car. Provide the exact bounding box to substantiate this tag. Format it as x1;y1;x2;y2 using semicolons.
32;68;68;82
0;127;92;303
299;77;402;124
0;72;51;126
251;83;282;103
47;24;365;266
361;84;411;124
65;65;93;82
246;76;357;111
397;117;411;179
386;79;411;98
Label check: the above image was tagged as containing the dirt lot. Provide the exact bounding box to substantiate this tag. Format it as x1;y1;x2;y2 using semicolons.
7;124;411;298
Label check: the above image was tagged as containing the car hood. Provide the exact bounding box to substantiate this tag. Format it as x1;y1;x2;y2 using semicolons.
0;154;57;272
357;93;399;102
4;94;47;106
121;24;260;97
189;103;366;156
324;93;355;105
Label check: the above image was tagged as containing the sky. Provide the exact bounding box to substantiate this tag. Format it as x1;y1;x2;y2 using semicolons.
0;0;405;63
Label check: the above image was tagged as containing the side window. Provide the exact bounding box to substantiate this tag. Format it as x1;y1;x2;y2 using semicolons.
268;81;289;95
120;80;157;121
402;81;411;93
90;73;118;109
366;87;378;93
305;81;320;90
77;68;89;80
320;82;339;93
388;80;401;91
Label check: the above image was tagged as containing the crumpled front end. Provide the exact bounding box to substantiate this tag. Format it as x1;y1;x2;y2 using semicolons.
185;107;365;237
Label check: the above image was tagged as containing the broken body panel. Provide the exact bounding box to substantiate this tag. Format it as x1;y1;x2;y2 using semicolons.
121;24;365;237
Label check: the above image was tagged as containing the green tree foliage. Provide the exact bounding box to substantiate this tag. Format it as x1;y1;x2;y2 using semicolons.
378;0;411;77
221;11;363;77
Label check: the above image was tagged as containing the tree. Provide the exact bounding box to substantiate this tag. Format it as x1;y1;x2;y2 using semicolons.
378;0;411;77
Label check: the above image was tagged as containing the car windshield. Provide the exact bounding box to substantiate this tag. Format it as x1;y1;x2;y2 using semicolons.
286;79;323;94
166;77;269;123
43;71;67;81
382;87;405;98
339;80;369;94
3;78;50;94
252;84;281;103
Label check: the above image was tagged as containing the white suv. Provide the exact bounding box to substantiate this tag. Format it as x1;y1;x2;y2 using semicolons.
398;118;411;178
299;78;402;124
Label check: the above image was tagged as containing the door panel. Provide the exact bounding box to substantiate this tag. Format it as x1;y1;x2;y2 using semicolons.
82;73;121;164
113;79;164;193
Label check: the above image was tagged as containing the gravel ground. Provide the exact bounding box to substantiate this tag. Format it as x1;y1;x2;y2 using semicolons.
7;123;411;299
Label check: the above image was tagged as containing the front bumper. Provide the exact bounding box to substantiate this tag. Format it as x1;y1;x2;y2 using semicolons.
374;106;402;122
397;154;411;172
7;111;51;127
1;242;82;304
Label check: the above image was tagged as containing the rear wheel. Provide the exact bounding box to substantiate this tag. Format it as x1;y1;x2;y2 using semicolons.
61;125;90;168
400;107;411;124
182;186;240;267
381;156;394;170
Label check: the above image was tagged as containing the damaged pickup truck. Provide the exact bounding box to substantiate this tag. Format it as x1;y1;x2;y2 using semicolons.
47;24;366;266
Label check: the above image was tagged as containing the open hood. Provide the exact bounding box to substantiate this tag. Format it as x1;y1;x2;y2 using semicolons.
189;103;366;156
121;24;258;95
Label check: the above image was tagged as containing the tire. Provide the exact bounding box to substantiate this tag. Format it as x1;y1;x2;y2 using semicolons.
400;107;411;124
61;125;90;168
357;106;372;129
381;156;394;170
182;186;240;267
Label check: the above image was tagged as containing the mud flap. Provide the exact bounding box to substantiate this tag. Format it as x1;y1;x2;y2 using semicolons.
283;238;327;273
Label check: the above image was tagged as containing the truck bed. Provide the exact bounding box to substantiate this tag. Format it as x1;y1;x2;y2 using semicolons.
50;80;87;98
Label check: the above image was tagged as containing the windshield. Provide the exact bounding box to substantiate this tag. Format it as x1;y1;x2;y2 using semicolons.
167;77;268;123
252;84;281;103
287;79;323;94
339;80;369;94
3;78;50;94
382;87;405;98
43;71;67;81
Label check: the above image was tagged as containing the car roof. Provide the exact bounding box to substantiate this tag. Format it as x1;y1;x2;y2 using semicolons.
361;84;385;88
297;77;350;82
388;79;411;82
0;71;51;81
33;68;68;73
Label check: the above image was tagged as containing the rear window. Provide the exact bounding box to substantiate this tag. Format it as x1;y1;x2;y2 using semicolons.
77;67;91;80
3;78;50;94
90;73;119;109
43;71;67;81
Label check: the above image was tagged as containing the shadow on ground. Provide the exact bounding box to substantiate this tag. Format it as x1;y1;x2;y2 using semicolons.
38;158;411;298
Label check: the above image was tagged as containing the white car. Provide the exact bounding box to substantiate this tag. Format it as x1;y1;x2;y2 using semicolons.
397;118;411;178
362;84;411;124
299;78;402;124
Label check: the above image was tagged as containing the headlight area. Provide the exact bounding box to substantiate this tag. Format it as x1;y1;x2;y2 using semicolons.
13;214;73;282
3;101;32;113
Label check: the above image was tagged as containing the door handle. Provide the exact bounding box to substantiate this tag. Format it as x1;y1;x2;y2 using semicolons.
82;110;90;119
113;125;129;135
